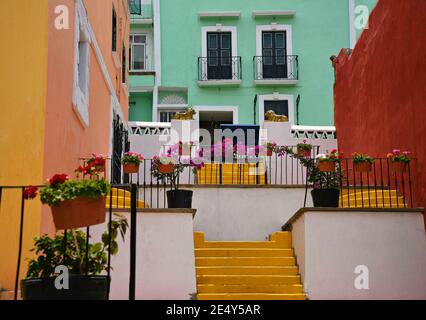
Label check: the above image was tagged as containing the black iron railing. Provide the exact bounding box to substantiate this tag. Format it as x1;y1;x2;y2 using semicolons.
253;55;299;81
198;56;242;82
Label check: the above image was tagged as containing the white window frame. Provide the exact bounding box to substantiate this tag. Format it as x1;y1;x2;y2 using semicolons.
130;33;149;71
201;26;238;82
258;94;294;126
256;24;293;81
72;0;91;128
193;105;239;125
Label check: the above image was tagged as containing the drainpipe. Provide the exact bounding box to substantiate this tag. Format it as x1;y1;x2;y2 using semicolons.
296;94;301;125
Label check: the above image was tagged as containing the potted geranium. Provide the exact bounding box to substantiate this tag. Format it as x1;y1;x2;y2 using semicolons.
266;141;277;157
387;149;411;173
86;154;107;173
289;149;343;207
21;213;128;300
122;152;144;174
317;149;343;172
297;140;313;158
40;173;110;230
352;152;375;172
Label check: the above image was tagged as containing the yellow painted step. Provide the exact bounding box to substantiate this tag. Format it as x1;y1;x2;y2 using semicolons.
341;189;398;197
340;203;408;209
194;232;292;249
197;293;306;300
195;248;294;258
197;275;301;285
196;266;299;276
340;196;406;206
106;196;149;209
110;188;131;197
197;284;304;294
195;257;296;267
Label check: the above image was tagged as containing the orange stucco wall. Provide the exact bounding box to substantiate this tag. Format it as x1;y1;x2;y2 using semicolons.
42;0;130;234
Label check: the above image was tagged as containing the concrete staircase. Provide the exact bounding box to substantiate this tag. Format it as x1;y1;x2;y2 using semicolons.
340;189;407;208
197;162;266;185
194;232;306;300
106;188;149;209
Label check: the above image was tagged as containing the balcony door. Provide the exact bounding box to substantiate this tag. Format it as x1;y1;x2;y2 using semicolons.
262;31;287;79
207;32;232;80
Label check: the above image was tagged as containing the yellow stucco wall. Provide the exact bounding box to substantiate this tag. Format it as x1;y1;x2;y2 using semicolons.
0;0;49;290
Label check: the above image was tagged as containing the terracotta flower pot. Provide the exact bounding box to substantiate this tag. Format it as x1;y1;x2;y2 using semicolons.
158;163;174;174
318;161;336;172
123;163;140;174
179;145;191;156
354;162;373;173
390;161;407;173
51;197;106;230
267;149;273;157
297;148;312;158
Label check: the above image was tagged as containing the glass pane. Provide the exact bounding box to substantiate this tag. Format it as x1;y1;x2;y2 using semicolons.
221;50;231;65
208;51;218;66
208;34;218;49
275;32;285;48
263;49;273;65
133;35;146;44
221;34;231;49
276;49;285;65
263;33;272;48
132;44;145;70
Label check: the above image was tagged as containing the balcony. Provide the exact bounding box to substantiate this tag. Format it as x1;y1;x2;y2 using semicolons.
198;56;242;87
129;0;153;23
253;55;299;86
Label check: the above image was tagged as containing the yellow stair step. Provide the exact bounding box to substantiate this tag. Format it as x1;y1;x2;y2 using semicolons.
195;248;294;258
197;275;301;285
194;232;292;249
197;293;306;300
195;257;296;267
106;196;149;209
197;284;304;294
196;266;299;276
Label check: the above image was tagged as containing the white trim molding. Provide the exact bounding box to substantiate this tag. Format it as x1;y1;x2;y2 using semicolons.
254;24;297;86
193;105;239;125
198;11;241;19
258;94;294;127
349;0;356;49
252;10;296;18
197;79;242;87
72;0;91;128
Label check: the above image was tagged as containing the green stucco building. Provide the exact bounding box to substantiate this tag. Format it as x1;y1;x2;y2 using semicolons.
128;0;377;131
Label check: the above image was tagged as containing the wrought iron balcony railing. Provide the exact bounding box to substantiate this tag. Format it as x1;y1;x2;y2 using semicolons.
253;55;299;81
198;56;242;82
128;0;141;15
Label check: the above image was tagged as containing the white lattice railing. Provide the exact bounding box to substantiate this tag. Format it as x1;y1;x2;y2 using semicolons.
129;121;171;136
291;125;336;140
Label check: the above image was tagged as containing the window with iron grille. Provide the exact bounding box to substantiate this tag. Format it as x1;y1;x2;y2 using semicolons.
112;8;117;52
122;43;126;83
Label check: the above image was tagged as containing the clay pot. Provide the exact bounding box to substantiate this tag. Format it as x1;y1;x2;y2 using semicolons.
51;197;106;230
318;161;336;172
158;163;175;174
123;163;140;174
267;149;273;157
354;162;373;173
297;148;312;158
390;162;407;173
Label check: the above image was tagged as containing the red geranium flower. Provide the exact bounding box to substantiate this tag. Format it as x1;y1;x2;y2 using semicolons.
23;186;38;200
49;174;69;186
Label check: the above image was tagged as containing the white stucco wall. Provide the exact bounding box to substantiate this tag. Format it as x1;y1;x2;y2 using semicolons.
291;209;426;300
190;186;311;241
90;209;197;300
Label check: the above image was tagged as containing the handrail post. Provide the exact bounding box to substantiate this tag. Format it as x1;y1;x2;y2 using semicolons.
129;183;138;300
